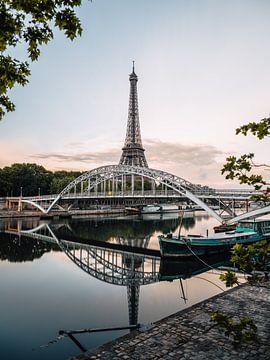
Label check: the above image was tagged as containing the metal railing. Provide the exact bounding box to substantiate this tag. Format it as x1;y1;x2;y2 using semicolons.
3;188;259;202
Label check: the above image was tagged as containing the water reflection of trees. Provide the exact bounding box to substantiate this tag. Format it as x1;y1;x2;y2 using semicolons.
0;215;196;262
55;216;195;242
182;217;196;230
0;233;59;262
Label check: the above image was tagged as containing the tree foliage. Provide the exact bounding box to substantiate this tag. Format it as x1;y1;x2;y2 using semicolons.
219;270;239;287
220;241;270;288
50;170;82;193
236;117;270;140
0;0;90;120
0;232;60;262
210;310;257;348
222;153;266;190
231;241;269;278
222;116;270;194
221;114;270;289
0;163;81;196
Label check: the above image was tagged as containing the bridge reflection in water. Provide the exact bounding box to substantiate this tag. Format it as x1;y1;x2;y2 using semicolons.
1;214;229;331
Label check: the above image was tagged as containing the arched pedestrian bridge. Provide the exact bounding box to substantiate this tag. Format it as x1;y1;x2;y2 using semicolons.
5;164;268;224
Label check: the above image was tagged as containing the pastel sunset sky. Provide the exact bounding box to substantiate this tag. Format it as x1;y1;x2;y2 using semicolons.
1;0;270;187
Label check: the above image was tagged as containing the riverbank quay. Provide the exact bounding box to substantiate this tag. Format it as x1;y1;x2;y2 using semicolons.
71;282;270;360
0;208;126;219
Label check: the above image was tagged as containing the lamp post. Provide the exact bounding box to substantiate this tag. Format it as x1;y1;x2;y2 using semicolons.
20;187;23;197
38;187;40;197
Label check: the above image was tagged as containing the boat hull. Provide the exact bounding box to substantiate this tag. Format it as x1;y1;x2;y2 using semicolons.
159;239;230;257
159;234;270;258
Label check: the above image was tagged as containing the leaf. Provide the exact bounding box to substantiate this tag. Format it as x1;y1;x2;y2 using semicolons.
0;0;88;120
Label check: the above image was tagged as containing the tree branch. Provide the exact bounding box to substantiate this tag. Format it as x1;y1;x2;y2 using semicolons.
0;0;91;120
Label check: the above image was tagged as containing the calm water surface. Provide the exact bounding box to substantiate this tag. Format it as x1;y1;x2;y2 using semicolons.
0;212;228;360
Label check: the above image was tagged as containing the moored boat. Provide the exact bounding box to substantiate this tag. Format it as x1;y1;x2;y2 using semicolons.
140;204;180;214
140;204;201;214
158;219;270;258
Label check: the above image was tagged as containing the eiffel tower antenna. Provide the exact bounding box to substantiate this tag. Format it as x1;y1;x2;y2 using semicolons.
119;63;148;167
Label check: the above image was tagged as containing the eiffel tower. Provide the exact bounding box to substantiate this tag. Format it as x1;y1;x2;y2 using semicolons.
119;62;148;168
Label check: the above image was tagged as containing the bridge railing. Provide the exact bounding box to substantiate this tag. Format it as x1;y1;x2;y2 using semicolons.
3;188;259;201
214;189;258;194
61;190;180;198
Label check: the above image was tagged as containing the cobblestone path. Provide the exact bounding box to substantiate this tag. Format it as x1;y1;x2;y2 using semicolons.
72;283;270;360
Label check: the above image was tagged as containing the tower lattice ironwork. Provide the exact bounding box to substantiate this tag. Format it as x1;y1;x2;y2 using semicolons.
119;63;148;168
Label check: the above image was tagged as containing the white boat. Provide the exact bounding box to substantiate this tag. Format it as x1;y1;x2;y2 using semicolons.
179;204;202;211
140;204;180;214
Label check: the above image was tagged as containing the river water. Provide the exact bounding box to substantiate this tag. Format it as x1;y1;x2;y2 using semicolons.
0;212;229;360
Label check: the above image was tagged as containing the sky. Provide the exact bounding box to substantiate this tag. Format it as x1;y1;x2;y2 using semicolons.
1;0;270;187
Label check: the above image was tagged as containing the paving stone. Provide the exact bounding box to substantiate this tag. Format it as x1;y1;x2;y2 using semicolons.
71;282;270;360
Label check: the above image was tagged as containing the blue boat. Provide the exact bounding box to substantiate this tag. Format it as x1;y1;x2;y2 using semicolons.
158;219;270;258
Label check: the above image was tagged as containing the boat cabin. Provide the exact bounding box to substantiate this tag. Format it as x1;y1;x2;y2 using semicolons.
236;219;270;234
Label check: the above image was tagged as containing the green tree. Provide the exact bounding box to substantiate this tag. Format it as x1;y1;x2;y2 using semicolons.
0;163;83;196
0;0;91;120
219;270;239;287
0;167;11;195
0;232;60;262
221;115;270;285
220;241;270;288
50;170;81;193
0;163;53;196
210;310;257;348
222;116;270;196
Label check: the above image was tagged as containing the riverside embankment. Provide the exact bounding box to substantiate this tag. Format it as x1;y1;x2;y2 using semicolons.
0;208;126;219
72;282;270;360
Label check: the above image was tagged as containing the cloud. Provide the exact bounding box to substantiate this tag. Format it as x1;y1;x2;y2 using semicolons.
0;138;239;186
144;139;223;166
32;148;120;164
31;139;223;170
66;141;85;148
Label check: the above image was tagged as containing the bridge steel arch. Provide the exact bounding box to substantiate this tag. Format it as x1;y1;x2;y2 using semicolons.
19;224;160;287
62;244;159;286
46;165;224;222
21;199;49;213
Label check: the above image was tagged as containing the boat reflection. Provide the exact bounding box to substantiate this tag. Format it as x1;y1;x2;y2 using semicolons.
159;254;230;281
